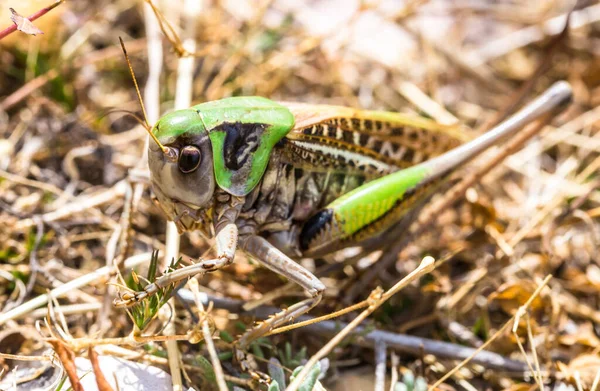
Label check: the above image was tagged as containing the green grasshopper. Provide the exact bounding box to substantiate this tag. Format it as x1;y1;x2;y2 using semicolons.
114;48;571;373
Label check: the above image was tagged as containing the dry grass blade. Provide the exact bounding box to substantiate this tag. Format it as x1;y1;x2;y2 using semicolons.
188;278;228;391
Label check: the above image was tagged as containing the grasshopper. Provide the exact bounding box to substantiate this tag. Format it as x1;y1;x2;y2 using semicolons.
113;46;571;372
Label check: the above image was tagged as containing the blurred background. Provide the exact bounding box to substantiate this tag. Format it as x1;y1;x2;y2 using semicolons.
1;0;599;390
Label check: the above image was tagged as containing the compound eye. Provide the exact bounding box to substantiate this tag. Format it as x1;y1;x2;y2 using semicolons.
178;145;202;173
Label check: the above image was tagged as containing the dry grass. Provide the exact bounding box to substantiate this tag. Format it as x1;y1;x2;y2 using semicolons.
1;0;599;390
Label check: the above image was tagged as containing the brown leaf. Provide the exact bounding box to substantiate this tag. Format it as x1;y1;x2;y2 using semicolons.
9;8;44;36
88;347;115;391
559;322;600;348
558;354;600;388
47;338;83;391
489;280;547;315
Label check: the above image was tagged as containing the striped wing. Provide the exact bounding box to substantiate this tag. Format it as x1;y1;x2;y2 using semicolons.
281;102;469;178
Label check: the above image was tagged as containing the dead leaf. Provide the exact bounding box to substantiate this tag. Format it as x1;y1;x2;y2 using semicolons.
88;347;115;391
489;280;547;315
47;338;83;391
557;354;600;388
559;322;600;348
9;8;44;36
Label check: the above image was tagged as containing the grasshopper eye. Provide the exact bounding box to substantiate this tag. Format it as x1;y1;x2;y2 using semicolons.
178;145;202;173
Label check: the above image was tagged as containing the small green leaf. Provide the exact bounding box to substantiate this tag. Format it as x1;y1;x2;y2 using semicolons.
268;381;281;391
125;251;182;331
414;377;428;391
268;358;286;390
402;371;415;391
290;362;322;391
194;355;217;387
394;383;409;391
251;342;264;359
217;351;233;361
219;330;235;343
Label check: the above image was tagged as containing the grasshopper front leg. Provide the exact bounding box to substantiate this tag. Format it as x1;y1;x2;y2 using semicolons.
236;235;325;372
114;222;238;307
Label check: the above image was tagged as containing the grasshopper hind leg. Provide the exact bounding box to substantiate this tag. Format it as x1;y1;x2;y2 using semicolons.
236;235;325;375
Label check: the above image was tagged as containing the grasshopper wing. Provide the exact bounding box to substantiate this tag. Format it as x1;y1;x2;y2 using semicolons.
282;102;468;178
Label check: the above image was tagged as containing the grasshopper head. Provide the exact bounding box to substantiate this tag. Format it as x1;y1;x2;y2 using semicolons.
147;97;295;231
148;109;215;230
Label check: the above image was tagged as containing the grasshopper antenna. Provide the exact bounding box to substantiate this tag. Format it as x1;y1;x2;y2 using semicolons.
119;36;170;155
101;109;147;127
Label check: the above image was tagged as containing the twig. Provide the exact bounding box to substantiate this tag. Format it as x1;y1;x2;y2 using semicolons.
0;0;64;40
374;340;387;391
14;180;128;229
61;333;192;351
512;276;552;389
390;352;399;391
395;80;459;125
0;352;52;361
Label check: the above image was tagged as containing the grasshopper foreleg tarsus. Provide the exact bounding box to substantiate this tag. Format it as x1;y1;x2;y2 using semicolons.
113;222;238;307
235;235;325;371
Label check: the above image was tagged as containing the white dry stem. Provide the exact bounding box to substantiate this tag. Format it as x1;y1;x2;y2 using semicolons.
0;252;152;326
591;368;600;391
374;340;387;391
287;256;435;391
389;352;399;391
15;179;128;229
188;279;228;391
512;275;552;390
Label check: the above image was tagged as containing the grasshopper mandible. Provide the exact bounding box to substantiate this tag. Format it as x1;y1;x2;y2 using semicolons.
113;41;572;372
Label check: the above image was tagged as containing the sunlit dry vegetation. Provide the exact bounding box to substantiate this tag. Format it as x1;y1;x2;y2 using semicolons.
1;0;599;390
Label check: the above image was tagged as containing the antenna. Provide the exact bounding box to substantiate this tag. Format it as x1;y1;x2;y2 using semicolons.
119;37;169;154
